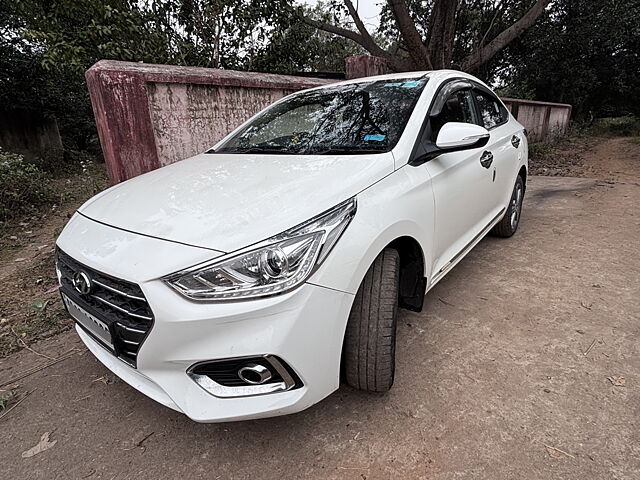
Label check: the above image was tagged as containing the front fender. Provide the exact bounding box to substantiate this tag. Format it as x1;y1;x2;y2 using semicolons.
307;166;434;295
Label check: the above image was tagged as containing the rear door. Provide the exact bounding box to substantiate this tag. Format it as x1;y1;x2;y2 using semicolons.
472;87;522;211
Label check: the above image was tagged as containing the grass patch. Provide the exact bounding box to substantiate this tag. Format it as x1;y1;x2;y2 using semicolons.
587;116;640;137
527;135;599;177
0;393;11;411
0;149;54;222
528;142;555;161
0;147;105;225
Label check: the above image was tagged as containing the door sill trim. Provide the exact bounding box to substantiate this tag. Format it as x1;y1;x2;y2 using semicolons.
430;207;506;288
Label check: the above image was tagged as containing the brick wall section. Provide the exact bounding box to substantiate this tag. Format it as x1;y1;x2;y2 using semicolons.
86;60;334;184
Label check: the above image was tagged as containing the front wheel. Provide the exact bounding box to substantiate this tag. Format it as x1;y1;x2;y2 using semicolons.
491;175;525;237
343;248;400;393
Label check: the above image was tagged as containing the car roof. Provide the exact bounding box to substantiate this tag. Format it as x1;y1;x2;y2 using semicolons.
304;69;485;92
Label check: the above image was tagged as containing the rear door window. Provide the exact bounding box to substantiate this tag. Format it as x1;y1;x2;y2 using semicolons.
473;90;508;129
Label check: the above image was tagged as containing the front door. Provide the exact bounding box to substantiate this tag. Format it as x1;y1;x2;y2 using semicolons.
423;86;497;277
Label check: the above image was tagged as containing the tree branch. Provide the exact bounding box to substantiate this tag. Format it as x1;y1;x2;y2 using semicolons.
301;12;409;71
460;0;552;71
302;16;366;47
387;0;432;70
479;4;504;48
343;0;381;53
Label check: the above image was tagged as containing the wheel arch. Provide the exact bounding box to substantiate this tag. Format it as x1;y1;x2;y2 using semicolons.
518;164;527;190
386;236;427;312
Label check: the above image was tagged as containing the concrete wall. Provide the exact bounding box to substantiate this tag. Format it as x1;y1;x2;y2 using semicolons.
345;54;389;79
0;110;62;160
86;61;333;184
86;60;572;184
502;98;572;143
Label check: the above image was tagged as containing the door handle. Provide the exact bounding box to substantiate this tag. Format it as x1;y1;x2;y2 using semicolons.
511;135;521;148
480;151;493;168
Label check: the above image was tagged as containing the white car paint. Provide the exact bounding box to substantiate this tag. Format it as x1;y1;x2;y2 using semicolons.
78;151;394;253
56;70;527;422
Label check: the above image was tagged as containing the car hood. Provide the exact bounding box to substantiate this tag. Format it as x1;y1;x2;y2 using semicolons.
79;152;394;252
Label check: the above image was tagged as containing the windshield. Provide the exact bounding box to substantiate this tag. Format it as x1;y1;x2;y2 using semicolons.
214;77;429;155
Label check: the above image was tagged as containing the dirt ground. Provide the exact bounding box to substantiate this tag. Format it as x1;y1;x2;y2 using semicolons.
0;137;639;479
0;164;107;357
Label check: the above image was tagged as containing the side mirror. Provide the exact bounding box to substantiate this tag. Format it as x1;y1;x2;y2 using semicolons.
435;122;490;151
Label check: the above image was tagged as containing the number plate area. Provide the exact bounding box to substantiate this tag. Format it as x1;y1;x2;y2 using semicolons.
62;293;114;350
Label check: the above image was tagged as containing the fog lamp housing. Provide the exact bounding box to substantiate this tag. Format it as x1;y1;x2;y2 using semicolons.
187;355;302;398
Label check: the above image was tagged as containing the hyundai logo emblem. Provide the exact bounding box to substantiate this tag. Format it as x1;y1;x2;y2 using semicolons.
72;271;92;295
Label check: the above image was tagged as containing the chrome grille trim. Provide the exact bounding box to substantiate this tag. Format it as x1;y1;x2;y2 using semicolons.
92;279;146;301
56;248;154;368
92;294;153;321
116;322;146;334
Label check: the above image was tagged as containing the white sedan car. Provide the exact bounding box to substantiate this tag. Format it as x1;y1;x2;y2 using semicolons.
56;70;527;422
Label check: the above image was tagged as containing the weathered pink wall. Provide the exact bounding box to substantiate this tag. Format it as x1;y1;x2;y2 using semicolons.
86;61;333;184
502;98;572;143
86;60;571;185
147;82;302;167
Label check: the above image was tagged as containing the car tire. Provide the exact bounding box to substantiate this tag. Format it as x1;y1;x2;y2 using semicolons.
491;175;525;238
343;248;400;393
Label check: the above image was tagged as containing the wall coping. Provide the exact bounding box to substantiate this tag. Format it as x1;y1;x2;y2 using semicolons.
501;97;572;109
87;60;335;90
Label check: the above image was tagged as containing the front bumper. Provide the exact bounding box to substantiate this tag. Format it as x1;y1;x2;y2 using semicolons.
58;214;355;422
104;282;353;422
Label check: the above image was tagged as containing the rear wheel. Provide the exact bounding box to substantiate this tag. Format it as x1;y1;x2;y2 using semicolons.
491;175;524;237
343;248;400;392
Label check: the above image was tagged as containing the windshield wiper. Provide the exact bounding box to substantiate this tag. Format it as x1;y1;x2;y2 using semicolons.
213;145;291;154
305;146;387;155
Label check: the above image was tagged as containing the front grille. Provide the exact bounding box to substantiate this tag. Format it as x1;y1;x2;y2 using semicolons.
56;249;154;367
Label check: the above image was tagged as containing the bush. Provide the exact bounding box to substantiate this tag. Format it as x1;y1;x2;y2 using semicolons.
0;148;53;221
590;116;640;137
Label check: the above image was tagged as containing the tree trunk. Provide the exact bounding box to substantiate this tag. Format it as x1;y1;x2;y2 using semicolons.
426;0;459;69
388;0;432;70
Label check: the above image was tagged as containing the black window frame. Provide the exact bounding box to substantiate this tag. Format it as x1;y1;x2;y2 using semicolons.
409;78;509;166
409;77;476;165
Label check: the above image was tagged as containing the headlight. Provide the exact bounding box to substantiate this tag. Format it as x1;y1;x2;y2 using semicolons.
164;198;356;300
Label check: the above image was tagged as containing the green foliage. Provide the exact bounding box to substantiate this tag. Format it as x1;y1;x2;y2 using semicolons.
30;299;50;314
589;116;640;138
497;0;640;119
249;3;362;74
528;141;554;161
0;149;53;221
1;0;346;159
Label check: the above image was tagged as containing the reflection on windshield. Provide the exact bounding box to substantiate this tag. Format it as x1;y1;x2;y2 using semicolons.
214;77;429;155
